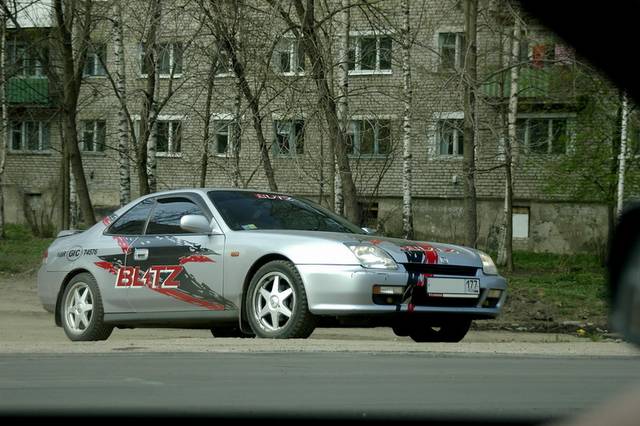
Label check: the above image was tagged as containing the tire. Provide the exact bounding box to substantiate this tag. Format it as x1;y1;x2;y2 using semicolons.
60;272;113;341
246;260;316;339
408;318;472;343
210;326;255;338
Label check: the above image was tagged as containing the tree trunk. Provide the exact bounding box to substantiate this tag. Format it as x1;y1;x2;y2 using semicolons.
0;8;6;238
200;60;216;187
497;15;520;272
113;0;130;206
401;0;414;240
60;124;70;229
231;78;243;187
54;0;96;226
616;91;629;217
462;0;478;247
295;0;358;223
137;0;161;195
333;0;350;214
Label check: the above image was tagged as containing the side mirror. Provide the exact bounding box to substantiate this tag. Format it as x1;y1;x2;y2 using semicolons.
180;215;213;234
361;227;377;235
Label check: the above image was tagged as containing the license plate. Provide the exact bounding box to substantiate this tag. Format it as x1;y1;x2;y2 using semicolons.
426;277;480;298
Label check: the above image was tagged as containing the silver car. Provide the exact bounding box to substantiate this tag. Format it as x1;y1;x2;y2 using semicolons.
37;189;507;342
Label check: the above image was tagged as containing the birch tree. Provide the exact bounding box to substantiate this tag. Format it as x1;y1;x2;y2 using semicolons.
0;4;6;238
496;10;521;271
462;0;478;248
401;0;413;239
616;91;629;218
112;0;130;205
333;0;350;215
53;0;96;225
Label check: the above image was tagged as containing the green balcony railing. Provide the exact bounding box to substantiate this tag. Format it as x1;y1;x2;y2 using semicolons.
7;77;50;105
482;65;577;99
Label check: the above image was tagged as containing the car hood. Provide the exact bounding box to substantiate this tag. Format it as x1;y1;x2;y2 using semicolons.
244;230;482;267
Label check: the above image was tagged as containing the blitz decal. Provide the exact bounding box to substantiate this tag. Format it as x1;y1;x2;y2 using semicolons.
255;193;292;201
115;265;184;288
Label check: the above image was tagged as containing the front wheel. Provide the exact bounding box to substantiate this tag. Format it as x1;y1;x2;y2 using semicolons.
246;260;316;339
408;318;472;343
61;273;113;341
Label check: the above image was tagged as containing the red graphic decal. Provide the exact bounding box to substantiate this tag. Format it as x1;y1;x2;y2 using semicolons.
369;239;383;246
400;244;438;264
114;236;131;254
152;288;225;311
255;193;292;201
408;303;415;313
114;265;183;288
95;261;117;275
179;255;215;265
102;216;112;226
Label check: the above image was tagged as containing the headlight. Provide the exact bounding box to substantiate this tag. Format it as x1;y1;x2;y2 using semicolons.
346;244;398;270
478;251;498;275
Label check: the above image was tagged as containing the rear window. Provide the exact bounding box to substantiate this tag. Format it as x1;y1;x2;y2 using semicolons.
208;191;364;234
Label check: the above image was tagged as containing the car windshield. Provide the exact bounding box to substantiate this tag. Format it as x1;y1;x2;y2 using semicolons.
207;190;365;234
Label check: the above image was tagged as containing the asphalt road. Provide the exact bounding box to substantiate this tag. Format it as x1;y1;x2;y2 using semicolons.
2;352;640;421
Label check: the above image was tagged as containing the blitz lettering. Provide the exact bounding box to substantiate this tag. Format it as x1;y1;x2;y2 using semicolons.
115;265;184;288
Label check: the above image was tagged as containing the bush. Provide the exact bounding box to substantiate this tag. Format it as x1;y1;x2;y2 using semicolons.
0;224;54;274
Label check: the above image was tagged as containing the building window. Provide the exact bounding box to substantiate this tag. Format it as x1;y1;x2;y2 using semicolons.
272;37;305;74
140;42;183;76
213;120;236;155
359;201;379;229
517;117;570;154
10;121;50;152
438;32;465;71
215;49;233;76
7;41;45;77
156;120;182;154
81;120;106;152
512;207;530;239
83;44;106;76
348;120;391;156
436;119;464;156
348;34;392;73
274;120;304;156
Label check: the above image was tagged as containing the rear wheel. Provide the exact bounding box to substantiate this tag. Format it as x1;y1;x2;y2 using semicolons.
408;318;472;343
246;260;316;339
61;273;113;341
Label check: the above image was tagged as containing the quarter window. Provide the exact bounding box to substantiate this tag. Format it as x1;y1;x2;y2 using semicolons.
145;197;207;235
108;199;155;235
348;120;391;155
348;34;392;73
10;121;50;152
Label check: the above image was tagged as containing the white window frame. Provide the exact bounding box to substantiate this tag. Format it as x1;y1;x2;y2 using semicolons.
83;44;106;77
80;120;106;153
433;27;465;72
7;40;45;77
512;206;530;240
212;113;236;157
427;112;465;160
273;36;305;76
273;118;305;157
348;30;393;76
214;49;234;78
516;113;575;155
138;42;183;79
347;116;393;157
132;114;185;157
9;121;50;153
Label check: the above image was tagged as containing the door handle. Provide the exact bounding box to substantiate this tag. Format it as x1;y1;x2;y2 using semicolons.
133;248;149;261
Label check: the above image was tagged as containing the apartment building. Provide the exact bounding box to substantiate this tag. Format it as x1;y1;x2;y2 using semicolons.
2;0;633;254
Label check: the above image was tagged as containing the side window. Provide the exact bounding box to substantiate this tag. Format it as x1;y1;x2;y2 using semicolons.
108;199;155;235
146;197;207;235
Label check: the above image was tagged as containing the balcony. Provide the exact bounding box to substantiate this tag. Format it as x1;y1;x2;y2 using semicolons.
7;77;50;105
482;65;578;101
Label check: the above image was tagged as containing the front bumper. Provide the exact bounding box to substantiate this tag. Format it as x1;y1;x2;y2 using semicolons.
297;264;507;318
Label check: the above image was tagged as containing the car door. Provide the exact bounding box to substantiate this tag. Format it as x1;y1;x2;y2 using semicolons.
125;193;228;313
98;198;155;313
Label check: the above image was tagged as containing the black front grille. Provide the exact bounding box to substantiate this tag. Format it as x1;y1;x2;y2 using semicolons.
402;263;478;277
